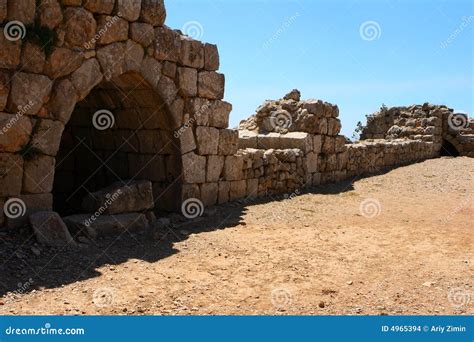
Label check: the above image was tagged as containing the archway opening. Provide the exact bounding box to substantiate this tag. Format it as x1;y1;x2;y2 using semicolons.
440;138;460;157
53;72;181;216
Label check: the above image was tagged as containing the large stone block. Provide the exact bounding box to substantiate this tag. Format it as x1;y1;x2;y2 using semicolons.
139;56;162;88
196;126;219;155
279;132;313;152
44;47;84;78
218;181;230;204
6;0;35;24
0;0;6;22
246;178;259;198
208;100;232;128
198;71;225;100
130;22;154;47
154;27;181;62
204;43;219;71
186;98;209;126
23;154;55;194
322;136;335;155
82;180;154;214
206;155;224;182
70;58;103;100
30;212;76;247
117;0;142;21
38;0;63;29
230;180;247;201
0;153;23;196
177;67;197;97
223;155;244;181
156;76;178;106
8;72;52;115
313;135;322;154
180;38;204;69
178;127;196;154
182;152;206;183
0;113;32;152
140;0;166;26
84;0;115;14
218;129;238;155
96;15;129;45
20;42;45;74
30;119;64;156
305;152;318;173
5;193;52;228
0;71;9;111
62;7;97;49
97;42;126;80
238;130;258;149
0;35;21;69
200;182;218;206
47;79;78;124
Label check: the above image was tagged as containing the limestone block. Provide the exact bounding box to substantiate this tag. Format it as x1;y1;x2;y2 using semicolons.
198;71;225;100
23;154;55;194
20;42;45;74
200;182;218;206
84;0;114;14
154;27;181;62
178;127;196;154
0;113;32;152
168;98;184;129
156;76;178;106
30;119;64;156
177;67;197;97
218;129;238;155
117;0;141;21
196;126;219;155
305;152;318;173
8;72;52;115
322;136;335;155
4;193;52;228
30;212;76;247
62;7;97;49
218;181;230;204
0;153;23;196
180;38;204;69
230;180;247;201
140;56;161;88
224;155;244;181
206;155;224;182
182;152;206;183
279;132;313;152
6;0;35;24
246;178;258;198
257;133;281;150
70;58;103;100
96;16;129;45
208;100;232;128
186;98;209;126
38;0;63;29
140;0;166;26
238;130;258;149
130;22;154;47
0;0;6;22
0;35;21;69
335;135;346;153
0;71;9;111
44;47;84;78
162;61;177;78
97;42;126;80
204;43;219;71
313;135;322;154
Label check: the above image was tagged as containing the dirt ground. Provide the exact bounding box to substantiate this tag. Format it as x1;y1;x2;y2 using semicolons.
0;157;473;315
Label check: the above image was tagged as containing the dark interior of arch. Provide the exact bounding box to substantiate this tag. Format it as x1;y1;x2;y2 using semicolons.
53;72;182;216
440;138;460;157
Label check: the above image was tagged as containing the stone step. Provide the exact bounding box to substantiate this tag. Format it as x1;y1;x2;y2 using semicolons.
63;213;150;240
29;212;76;247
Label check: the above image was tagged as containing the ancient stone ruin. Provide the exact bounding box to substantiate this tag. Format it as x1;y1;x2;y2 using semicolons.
0;0;472;243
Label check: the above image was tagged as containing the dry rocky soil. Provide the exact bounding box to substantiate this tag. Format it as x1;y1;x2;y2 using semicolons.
0;157;472;315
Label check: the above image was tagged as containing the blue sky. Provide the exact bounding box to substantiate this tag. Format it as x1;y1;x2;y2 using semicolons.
166;0;473;137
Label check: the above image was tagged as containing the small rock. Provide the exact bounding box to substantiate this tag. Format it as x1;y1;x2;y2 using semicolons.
347;281;353;285
31;246;41;256
318;301;325;308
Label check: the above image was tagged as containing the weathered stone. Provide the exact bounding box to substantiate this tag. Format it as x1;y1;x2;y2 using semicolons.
124;40;144;72
0;34;21;69
238;130;258;149
38;0;63;29
196;126;219;155
182;152;206;183
230;180;246;201
246;178;259;197
198;71;225;100
180;38;204;69
82;180;154;214
0;71;9;111
156;76;178;106
0;153;23;196
178;127;196;154
168;97;184;129
117;0;142;21
0;113;32;152
70;58;103;100
279;132;313;152
130;22;155;47
20;42;45;74
96;15;129;45
84;0;115;14
63;213;149;239
140;0;166;26
305;152;318;173
139;56;161;88
8;72;52;115
7;0;35;24
313;135;322;154
162;61;177;78
204;43;219;71
44;47;84;78
177;67;197;97
207;155;224;182
218;181;230;204
62;7;97;49
97;42;126;80
218;129;238;155
209;100;231;128
4;193;53;228
322;136;335;154
30;119;64;156
200;182;218;206
30;212;76;247
154;27;181;62
23;155;55;194
0;0;6;22
224;155;243;181
47;79;78;124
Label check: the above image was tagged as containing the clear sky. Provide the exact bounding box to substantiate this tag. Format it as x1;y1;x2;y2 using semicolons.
166;0;473;137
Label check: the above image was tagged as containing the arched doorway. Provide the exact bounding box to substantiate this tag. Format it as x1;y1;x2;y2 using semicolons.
53;72;182;216
440;137;460;157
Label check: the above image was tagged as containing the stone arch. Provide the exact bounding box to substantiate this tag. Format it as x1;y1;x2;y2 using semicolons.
0;0;234;227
